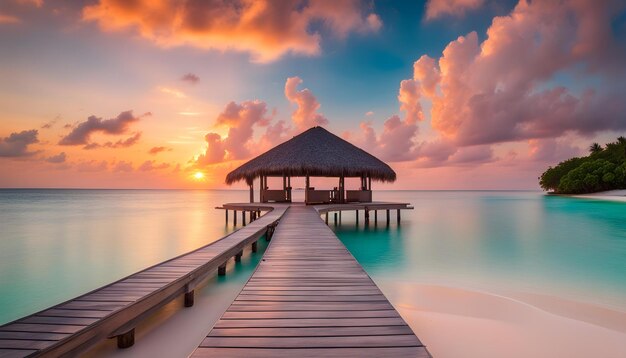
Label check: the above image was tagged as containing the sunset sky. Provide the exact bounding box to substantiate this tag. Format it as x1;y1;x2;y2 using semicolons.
1;0;626;189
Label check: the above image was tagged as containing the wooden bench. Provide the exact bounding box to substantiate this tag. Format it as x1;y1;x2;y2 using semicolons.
0;206;287;358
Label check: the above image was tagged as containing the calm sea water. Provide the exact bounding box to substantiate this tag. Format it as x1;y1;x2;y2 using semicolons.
0;189;625;325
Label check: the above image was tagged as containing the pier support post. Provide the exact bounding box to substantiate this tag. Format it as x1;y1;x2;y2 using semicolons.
225;209;228;223
242;211;246;226
218;263;227;276
234;210;237;226
235;250;243;262
117;328;135;349
325;212;328;224
252;241;258;253
356;210;359;225
386;210;390;226
184;290;194;307
365;209;370;225
397;209;401;224
374;210;378;225
339;211;342;224
334;212;337;225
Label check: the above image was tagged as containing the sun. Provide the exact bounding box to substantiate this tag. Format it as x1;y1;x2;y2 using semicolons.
193;172;205;180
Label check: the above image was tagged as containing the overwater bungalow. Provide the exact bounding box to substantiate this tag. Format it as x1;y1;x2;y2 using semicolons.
226;126;396;204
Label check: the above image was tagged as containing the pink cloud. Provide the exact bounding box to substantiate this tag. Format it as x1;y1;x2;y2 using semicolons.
45;152;66;164
82;0;381;63
139;160;170;171
195;100;271;165
414;0;626;147
285;76;328;131
425;0;485;20
113;160;133;172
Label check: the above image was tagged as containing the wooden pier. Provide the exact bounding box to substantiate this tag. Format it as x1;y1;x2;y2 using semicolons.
193;204;428;357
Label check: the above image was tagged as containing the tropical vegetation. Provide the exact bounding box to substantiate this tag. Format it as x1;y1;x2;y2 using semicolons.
539;137;626;194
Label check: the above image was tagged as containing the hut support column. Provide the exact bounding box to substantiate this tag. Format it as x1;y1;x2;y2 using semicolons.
334;212;337;225
305;175;310;204
365;209;370;225
386;210;390;226
356;210;359;225
249;182;254;203
374;210;377;225
225;209;228;223
242;211;246;226
397;209;401;224
234;210;237;226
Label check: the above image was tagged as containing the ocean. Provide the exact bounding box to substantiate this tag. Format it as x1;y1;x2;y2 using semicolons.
0;189;625;326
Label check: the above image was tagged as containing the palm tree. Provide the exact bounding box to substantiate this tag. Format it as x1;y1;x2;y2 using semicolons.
617;136;626;144
589;142;603;154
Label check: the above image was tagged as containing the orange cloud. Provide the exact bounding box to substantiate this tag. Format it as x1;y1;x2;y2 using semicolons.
59;110;147;146
0;13;21;24
82;0;381;63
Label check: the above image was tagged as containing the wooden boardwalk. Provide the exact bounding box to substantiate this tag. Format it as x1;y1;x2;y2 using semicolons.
193;205;429;357
0;206;287;358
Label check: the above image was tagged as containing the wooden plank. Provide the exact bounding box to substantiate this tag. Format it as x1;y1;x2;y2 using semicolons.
0;349;37;358
200;335;421;348
193;347;430;358
209;326;413;337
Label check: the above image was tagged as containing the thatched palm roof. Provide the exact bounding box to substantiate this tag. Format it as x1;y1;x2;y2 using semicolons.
226;126;396;185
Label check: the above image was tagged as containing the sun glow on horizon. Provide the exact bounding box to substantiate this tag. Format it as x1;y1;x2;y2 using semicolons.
193;172;205;180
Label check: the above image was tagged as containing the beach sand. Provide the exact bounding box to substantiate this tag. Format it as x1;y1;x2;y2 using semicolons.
381;282;626;358
572;189;626;202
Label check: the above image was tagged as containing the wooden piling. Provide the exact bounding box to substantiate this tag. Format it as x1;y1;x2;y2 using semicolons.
117;328;134;349
334;212;337;225
242;210;246;226
355;210;359;225
325;212;328;224
218;263;227;276
184;290;194;307
251;241;258;253
365;209;370;225
374;210;378;225
233;210;237;226
397;209;401;224
225;209;228;223
235;250;243;262
386;209;390;225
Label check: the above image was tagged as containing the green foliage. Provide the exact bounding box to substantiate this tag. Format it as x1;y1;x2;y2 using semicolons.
539;137;626;194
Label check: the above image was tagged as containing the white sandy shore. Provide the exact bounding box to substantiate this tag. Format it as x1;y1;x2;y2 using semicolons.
571;189;626;202
380;282;626;358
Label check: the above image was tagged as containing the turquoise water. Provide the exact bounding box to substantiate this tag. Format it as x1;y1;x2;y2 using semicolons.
0;189;245;325
333;191;626;310
1;190;625;326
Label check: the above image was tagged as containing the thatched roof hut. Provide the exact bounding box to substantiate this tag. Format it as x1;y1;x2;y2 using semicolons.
226;126;396;185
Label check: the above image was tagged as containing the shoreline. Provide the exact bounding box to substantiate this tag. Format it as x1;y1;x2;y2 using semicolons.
380;282;626;358
569;189;626;202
